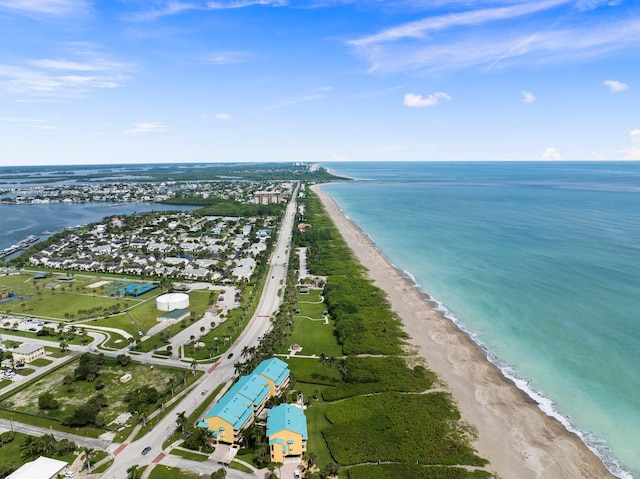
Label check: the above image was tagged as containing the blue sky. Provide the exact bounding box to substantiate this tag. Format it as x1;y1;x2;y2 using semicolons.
1;0;639;164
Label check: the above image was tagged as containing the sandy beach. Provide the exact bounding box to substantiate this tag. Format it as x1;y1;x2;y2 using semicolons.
312;184;615;479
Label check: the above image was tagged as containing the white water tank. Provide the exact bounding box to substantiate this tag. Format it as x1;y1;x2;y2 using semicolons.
156;293;189;311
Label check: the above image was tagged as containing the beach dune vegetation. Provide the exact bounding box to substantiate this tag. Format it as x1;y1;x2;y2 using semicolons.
323;392;486;467
288;188;493;478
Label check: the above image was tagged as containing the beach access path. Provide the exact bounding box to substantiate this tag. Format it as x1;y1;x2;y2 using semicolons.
312;184;615;479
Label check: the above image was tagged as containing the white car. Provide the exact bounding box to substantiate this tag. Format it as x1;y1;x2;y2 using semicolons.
64;472;74;478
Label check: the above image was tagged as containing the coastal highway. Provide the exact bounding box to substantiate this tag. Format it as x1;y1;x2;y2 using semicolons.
103;183;299;478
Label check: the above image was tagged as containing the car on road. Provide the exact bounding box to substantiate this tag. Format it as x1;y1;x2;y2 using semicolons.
201;389;208;395
227;353;233;359
141;446;151;455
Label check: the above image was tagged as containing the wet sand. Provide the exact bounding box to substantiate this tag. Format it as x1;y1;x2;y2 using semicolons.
312;184;615;479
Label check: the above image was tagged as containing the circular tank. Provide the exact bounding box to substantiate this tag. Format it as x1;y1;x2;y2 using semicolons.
156;292;189;311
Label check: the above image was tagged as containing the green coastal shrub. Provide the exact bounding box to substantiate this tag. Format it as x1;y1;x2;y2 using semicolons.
323;392;486;467
347;463;495;479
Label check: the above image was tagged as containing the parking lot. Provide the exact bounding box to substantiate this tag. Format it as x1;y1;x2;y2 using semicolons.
0;315;57;334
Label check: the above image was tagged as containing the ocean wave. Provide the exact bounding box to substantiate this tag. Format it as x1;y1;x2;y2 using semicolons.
391;263;635;479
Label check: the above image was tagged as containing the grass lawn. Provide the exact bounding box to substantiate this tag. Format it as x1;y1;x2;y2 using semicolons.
98;330;130;349
0;431;28;474
91;458;113;474
148;465;200;479
230;460;254;473
90;313;141;337
0;328;87;347
169;448;210;461
0;355;200;432
286;357;341;384
0;379;11;390
20;292;140;320
283;316;342;357
292;383;336;468
44;346;70;358
85;450;109;469
29;358;53;367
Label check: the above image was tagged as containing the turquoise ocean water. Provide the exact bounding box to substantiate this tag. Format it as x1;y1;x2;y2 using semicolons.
321;162;640;479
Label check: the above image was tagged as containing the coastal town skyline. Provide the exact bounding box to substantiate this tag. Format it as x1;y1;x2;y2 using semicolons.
1;0;639;166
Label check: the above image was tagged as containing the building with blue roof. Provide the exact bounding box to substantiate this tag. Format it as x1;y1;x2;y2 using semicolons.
198;392;254;444
198;357;291;445
254;357;290;397
227;373;271;412
267;404;308;462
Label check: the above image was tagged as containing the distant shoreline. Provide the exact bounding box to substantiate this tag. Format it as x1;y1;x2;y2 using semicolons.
312;183;616;479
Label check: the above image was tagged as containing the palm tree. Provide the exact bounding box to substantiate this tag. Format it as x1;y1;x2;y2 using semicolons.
317;353;327;368
176;411;189;433
83;447;96;472
126;465;139;479
20;435;36;459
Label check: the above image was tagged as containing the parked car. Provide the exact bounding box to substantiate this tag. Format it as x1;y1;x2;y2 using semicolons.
64;471;75;478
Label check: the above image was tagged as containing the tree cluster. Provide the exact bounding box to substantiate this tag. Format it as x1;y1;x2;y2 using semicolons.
19;433;76;459
62;393;108;427
74;353;104;382
124;385;160;413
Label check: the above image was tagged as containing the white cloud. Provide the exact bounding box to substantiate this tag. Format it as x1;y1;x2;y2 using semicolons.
0;117;45;123
0;54;129;100
0;0;89;16
216;113;231;120
350;0;569;48
268;91;327;109
620;129;640;160
541;147;562;160
349;10;640;75
603;79;628;92
403;92;451;107
0;116;57;130
125;1;201;21
128;0;286;21
522;90;536;103
205;52;252;65
207;0;287;10
30;59;119;72
127;122;167;134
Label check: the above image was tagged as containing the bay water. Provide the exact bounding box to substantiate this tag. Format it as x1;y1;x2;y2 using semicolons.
321;161;640;479
0;203;196;253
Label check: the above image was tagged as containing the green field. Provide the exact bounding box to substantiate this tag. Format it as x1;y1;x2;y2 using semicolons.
0;354;200;431
0;271;158;324
283;316;342;357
